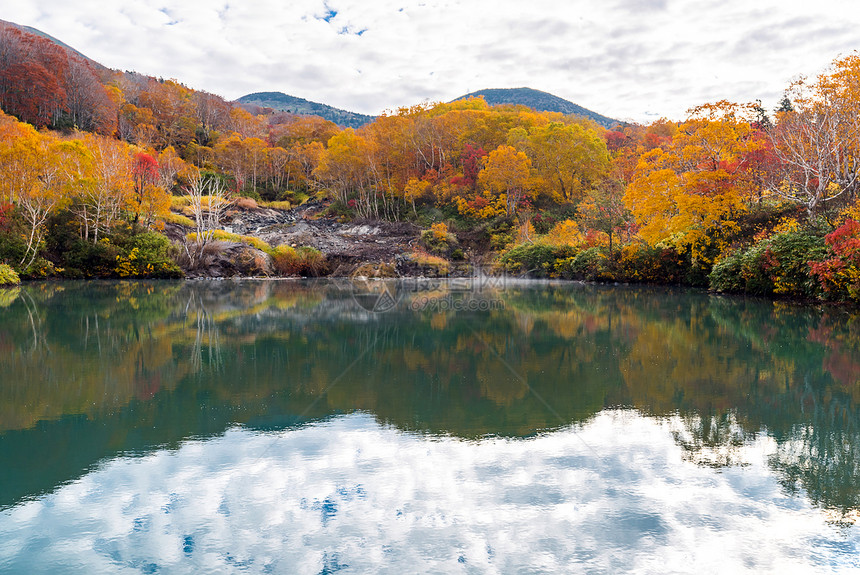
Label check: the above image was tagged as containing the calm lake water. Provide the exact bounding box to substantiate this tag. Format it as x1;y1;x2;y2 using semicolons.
0;279;859;574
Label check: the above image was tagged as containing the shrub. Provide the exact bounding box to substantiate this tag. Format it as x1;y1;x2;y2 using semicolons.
420;222;459;256
187;230;271;252
237;189;262;202
710;227;828;298
405;250;450;276
616;243;698;285
233;197;259;210
708;252;746;293
809;219;860;301
0;236;26;272
270;245;329;277
0;263;20;286
480;216;516;251
0;205;31;272
277;190;309;205
295;247;329;277
21;257;56;279
542;219;584;247
270;245;298;275
170;195;191;209
115;232;183;279
490;230;515;251
531;212;557;234
42;210;183;279
456;193;507;219
159;212;196;227
260;200;292;210
232;247;272;276
497;243;576;277
62;238;122;278
431;222;448;241
555;247;612;281
322;200;353;219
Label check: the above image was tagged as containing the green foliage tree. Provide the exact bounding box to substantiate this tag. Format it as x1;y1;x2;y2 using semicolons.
524;121;610;203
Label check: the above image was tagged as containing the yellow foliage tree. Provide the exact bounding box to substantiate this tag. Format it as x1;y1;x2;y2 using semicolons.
625;101;763;261
524;121;610;203
455;192;507;219
0;117;66;268
542;219;585;247
404;177;431;214
314;128;372;211
477;145;532;216
73;133;135;242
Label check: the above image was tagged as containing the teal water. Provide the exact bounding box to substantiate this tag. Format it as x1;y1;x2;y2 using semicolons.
0;280;858;573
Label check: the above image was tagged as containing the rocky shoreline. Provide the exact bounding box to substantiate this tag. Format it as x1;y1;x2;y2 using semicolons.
174;201;477;280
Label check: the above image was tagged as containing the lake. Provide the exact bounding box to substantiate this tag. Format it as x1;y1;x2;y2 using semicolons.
0;279;858;574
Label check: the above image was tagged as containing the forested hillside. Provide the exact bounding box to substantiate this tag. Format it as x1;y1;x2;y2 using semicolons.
1;19;860;303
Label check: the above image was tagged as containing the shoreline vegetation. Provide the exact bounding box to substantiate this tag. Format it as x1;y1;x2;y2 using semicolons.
1;21;860;302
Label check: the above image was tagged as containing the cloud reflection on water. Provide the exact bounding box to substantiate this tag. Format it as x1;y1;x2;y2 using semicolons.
1;410;858;574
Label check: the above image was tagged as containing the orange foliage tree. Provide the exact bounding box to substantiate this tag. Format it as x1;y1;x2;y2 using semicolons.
625;102;765;261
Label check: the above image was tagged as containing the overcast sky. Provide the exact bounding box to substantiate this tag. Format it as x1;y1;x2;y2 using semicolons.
4;1;859;123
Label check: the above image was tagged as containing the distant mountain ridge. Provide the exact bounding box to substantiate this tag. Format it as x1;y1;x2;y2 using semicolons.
3;19;619;131
454;88;620;128
237;92;375;129
240;88;620;131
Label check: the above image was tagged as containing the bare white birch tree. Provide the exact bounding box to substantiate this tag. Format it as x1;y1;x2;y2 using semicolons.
182;169;233;266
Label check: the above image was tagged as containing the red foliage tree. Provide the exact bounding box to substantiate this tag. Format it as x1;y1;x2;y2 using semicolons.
0;24;71;127
604;130;626;152
131;151;160;223
809;219;860;300
1;62;66;127
459;143;486;189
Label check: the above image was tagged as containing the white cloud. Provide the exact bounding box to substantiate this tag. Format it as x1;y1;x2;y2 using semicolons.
2;0;859;121
1;411;858;573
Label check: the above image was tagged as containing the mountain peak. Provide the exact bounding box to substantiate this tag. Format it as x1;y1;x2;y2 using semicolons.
454;88;620;128
236;92;375;129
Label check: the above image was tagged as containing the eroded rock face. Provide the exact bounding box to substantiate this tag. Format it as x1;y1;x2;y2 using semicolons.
238;212;422;277
171;201;447;278
224;208;297;236
259;219;416;260
183;242;273;278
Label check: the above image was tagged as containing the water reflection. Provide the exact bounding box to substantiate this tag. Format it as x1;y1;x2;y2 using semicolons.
1;413;857;574
0;280;859;554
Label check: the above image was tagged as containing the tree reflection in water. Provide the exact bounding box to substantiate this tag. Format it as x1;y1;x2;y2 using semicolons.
0;280;858;521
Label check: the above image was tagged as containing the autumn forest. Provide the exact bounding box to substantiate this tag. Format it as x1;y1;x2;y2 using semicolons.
2;21;860;302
